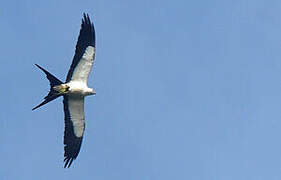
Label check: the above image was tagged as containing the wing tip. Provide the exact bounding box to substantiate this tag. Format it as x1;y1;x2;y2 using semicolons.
82;13;90;25
81;12;95;47
64;157;74;168
82;13;90;22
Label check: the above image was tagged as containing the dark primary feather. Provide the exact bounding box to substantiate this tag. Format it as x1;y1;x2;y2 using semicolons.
63;96;84;168
32;64;63;110
66;13;95;82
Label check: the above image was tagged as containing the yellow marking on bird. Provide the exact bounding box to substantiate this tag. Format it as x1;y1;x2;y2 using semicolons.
53;84;69;94
59;87;67;93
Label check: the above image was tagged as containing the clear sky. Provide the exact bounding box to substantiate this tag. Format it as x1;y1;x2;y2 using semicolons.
1;0;281;179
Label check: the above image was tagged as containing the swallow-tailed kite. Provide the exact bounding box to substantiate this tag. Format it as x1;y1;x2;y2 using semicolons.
33;13;96;168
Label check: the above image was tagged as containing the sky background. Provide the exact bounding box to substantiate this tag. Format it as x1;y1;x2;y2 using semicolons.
1;0;281;179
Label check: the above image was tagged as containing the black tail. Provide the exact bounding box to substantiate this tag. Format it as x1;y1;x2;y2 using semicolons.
32;64;64;110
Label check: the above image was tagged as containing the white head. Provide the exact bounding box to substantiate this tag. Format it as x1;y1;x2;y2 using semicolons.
88;88;96;96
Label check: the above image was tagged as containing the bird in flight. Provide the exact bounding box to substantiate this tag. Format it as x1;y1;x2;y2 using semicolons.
33;13;96;168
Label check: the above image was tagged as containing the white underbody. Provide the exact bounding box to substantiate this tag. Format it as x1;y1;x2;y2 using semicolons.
66;81;95;96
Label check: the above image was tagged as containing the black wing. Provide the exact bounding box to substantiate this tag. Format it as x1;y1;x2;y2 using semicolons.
65;13;95;83
63;95;85;168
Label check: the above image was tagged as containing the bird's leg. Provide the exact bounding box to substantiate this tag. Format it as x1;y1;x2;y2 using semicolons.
53;84;69;94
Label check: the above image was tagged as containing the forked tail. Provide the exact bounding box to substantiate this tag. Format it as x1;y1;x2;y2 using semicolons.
32;64;64;110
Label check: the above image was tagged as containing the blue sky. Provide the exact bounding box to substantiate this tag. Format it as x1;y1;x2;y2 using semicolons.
1;0;281;179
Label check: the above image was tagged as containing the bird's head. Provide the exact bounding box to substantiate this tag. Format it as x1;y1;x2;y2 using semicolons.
89;88;96;95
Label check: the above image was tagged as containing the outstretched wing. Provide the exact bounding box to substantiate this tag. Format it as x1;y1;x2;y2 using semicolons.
63;95;85;168
66;13;95;83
